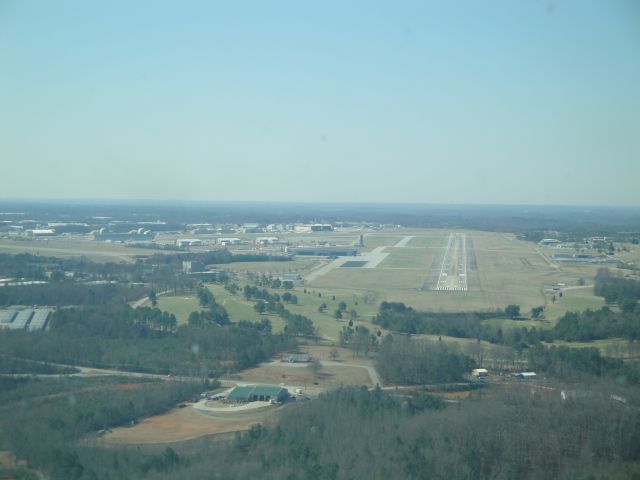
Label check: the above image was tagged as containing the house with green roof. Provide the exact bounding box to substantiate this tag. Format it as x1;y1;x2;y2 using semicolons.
227;385;289;403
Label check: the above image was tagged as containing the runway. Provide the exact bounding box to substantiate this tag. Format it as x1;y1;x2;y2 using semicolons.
435;233;468;292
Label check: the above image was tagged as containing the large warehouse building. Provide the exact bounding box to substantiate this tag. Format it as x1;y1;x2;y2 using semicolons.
227;385;289;403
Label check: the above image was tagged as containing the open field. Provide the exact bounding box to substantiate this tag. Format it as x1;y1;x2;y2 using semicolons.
0;238;160;262
230;359;373;396
150;229;638;338
542;286;606;322
100;345;378;445
301;229;630;318
100;402;283;445
546;338;640;359
223;257;320;274
158;283;379;340
9;228;634;336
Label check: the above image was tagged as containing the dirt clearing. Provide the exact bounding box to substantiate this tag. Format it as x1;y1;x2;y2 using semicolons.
99;404;282;445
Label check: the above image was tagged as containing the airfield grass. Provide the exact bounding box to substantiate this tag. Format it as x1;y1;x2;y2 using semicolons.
407;234;447;248
377;247;433;269
156;296;200;325
153;229;632;342
223;257;319;273
156;283;377;341
0;238;160;262
304;229;616;320
542;287;606;322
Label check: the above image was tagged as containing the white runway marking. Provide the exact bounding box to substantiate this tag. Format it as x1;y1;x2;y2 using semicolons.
435;233;468;292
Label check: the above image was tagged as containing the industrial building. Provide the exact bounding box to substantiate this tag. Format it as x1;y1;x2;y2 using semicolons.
0;307;53;331
287;246;359;257
26;228;56;236
552;253;621;264
255;237;279;246
539;239;561;247
310;224;334;232
218;238;242;246
93;229;155;242
176;238;203;248
227;385;289;403
283;273;302;282
282;353;311;363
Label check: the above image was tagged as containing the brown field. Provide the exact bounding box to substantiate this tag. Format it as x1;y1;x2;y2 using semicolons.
100;403;283;445
100;345;378;445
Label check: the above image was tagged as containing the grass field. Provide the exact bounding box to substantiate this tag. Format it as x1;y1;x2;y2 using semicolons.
151;229;636;339
547;338;640;359
301;229;627;319
0;238;161;262
157;282;381;341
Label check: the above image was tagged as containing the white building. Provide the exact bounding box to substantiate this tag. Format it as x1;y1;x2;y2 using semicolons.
256;237;279;246
218;237;242;246
176;238;203;248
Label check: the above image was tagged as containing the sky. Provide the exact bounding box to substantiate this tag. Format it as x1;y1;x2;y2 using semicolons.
1;0;639;206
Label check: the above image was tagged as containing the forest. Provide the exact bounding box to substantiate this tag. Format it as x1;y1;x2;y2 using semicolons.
0;376;206;480
0;302;291;376
4;383;636;480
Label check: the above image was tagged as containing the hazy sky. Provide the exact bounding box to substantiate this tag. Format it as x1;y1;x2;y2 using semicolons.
1;1;639;205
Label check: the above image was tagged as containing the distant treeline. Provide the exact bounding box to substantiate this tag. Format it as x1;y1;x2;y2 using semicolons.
553;307;640;341
0;355;79;375
0;252;145;281
0;283;148;307
375;300;640;345
4;201;640;235
527;344;640;383
373;301;507;340
377;336;476;385
148;250;290;268
594;268;640;306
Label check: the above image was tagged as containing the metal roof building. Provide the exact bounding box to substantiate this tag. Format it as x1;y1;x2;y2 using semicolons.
227;385;289;403
282;354;311;363
28;309;52;331
0;309;18;324
9;310;33;330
